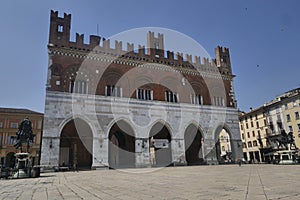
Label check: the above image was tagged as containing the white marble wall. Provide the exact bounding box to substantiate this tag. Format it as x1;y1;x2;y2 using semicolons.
40;91;242;168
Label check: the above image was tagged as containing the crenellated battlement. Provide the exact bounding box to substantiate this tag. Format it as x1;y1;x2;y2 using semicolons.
48;10;232;73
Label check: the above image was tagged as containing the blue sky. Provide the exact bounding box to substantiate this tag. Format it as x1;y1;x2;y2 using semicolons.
0;0;299;113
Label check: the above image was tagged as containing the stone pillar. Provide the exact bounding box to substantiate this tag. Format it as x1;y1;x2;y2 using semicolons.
135;138;150;168
230;139;243;163
40;137;60;167
204;138;218;165
101;138;109;167
91;137;107;169
172;139;186;166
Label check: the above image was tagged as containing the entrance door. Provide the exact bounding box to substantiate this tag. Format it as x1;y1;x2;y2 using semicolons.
59;147;69;166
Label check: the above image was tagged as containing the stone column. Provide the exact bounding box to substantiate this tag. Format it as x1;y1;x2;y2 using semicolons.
230;139;243;163
135;138;150;168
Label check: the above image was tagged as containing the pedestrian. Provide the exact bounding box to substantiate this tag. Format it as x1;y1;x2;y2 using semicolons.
238;158;242;167
73;160;78;172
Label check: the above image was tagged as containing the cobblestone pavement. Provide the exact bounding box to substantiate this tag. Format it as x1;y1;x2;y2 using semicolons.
1;164;300;200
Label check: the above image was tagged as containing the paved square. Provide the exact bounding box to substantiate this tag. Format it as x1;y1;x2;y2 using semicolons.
1;164;300;200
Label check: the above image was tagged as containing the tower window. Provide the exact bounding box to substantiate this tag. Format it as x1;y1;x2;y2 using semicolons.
58;25;63;32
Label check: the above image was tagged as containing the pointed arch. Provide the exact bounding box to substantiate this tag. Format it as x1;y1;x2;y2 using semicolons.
184;123;205;165
213;123;233;164
59;117;93;169
107;119;136;168
148;120;173;167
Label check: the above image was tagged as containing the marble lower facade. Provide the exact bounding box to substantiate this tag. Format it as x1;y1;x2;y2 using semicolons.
40;91;242;169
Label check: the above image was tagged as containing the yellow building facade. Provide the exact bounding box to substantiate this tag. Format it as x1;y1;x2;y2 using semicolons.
281;94;300;149
239;107;269;163
239;88;300;163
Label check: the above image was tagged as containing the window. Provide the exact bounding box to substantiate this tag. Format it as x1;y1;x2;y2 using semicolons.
246;123;249;129
255;114;258;120
106;85;122;97
256;121;259;129
243;142;247;148
265;128;269;135
257;130;261;138
289;126;293;133
298;124;300;132
137;88;153;100
221;146;225;151
285;103;288;110
191;94;203;105
293;100;297;107
240;124;243;131
11;122;18;129
70;80;88;94
286;114;291;122
7;135;16;145
264;119;267;126
277;114;281;122
247;141;252;148
252;131;255;137
269;122;274;131
278;121;283;130
253;140;258;147
251;121;254;128
295;112;299;120
0;135;2;146
242;133;245;140
214;96;225;106
247;132;250;138
58;25;63;32
165;91;178;103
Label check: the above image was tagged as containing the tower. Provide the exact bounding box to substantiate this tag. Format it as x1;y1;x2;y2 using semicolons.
49;10;71;45
147;31;164;58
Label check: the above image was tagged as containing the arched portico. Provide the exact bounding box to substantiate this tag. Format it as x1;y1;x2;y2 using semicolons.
59;118;93;169
184;124;204;165
149;121;172;167
214;124;234;164
108;120;135;169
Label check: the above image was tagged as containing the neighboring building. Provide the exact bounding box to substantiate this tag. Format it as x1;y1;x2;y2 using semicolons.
40;10;242;169
239;107;269;163
0;108;43;168
277;88;300;148
218;129;232;162
239;88;300;163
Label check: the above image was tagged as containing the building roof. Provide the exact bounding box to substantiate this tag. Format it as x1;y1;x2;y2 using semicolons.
0;107;43;115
